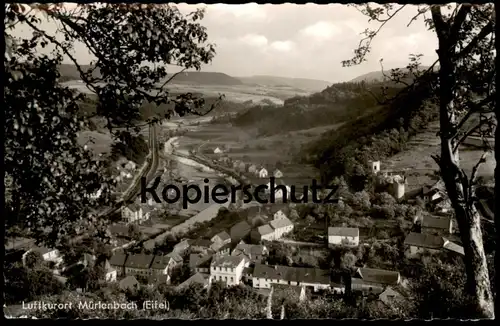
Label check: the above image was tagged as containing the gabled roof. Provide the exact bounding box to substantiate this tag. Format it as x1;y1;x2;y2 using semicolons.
232;244;268;257
211;255;245;268
421;216;451;230
212;231;231;242
189;253;213;269
270;218;294;230
253;264;330;285
166;252;183;263
257;224;275;236
443;240;465;255
230;221;252;238
177;272;210;290
328;227;359;237
109;252;128;266
119;276;139;290
150;255;171;270
404;232;444;249
356;268;400;285
124;253;154;269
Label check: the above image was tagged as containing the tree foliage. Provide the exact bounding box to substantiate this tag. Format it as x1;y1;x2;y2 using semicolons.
4;3;220;250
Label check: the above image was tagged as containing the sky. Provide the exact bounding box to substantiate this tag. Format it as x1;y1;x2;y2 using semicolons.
12;3;439;83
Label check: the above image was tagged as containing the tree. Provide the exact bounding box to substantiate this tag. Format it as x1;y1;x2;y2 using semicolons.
23;250;43;268
344;3;495;318
4;4;223;250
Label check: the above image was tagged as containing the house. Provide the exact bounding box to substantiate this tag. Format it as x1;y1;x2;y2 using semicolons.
273;169;284;178
96;259;117;282
231;243;269;263
252;264;334;292
421;215;453;235
173;239;193;255
189;253;213;273
442;239;465;255
211;231;231;246
379;287;405;306
191;238;213;253
248;164;258;174
251;224;275;243
422;187;442;204
119;276;140;291
109;224;131;239
166;252;184;268
257;167;268;178
124;161;137;170
124;253;154;277
273;209;287;221
210;255;248;286
214;147;223;154
403;232;445;257
266;179;291;201
176;272;210;290
24;247;62;265
121;203;150;224
230;221;252;243
352;268;401;294
328;227;360;247
269;218;294;239
150;255;173;277
211;242;232;257
109;252;128;276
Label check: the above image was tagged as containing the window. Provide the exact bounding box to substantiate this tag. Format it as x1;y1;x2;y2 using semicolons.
288;281;291;285
230;277;234;282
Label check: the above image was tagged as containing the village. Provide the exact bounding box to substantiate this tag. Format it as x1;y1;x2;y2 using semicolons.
6;148;480;311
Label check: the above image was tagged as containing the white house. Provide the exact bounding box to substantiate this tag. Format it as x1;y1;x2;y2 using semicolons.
328;227;360;247
121;203;150;224
273;169;284;178
257;168;268;178
210;255;248;286
252;264;335;292
248;164;258;174
251;224;275;243
23;247;62;265
124;161;137;171
273;210;287;221
270;218;294;239
214;147;223;154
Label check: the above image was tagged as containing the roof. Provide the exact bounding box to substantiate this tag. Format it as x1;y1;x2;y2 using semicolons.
270;217;294;230
356;268;400;285
166;252;183;263
243;266;254;275
150;255;171;270
173;239;194;252
211;255;245;268
328;227;359;237
119;276;139;290
109;252;128;266
232;244;268;257
230;221;252;238
253;264;330;285
124;253;154;269
189;253;213;269
34;247;57;255
211;241;232;252
443;240;465;255
257;224;275;236
177;272;210;290
109;224;130;237
404;232;444;249
212;231;231;242
421;216;451;230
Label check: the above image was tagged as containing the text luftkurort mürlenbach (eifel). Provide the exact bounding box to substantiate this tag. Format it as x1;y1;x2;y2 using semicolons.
140;177;338;209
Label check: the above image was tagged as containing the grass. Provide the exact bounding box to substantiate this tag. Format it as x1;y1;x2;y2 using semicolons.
77;130;113;155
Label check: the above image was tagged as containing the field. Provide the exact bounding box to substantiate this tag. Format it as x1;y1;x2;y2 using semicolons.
77;130;114;155
385;121;495;189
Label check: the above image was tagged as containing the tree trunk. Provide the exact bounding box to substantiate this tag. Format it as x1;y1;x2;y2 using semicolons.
434;18;494;317
495;98;500;317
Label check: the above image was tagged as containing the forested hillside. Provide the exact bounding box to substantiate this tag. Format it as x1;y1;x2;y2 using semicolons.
304;73;439;188
231;81;401;136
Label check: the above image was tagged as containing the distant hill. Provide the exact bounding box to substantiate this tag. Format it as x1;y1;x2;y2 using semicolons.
238;75;331;92
349;66;433;84
169;71;243;86
58;65;242;86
